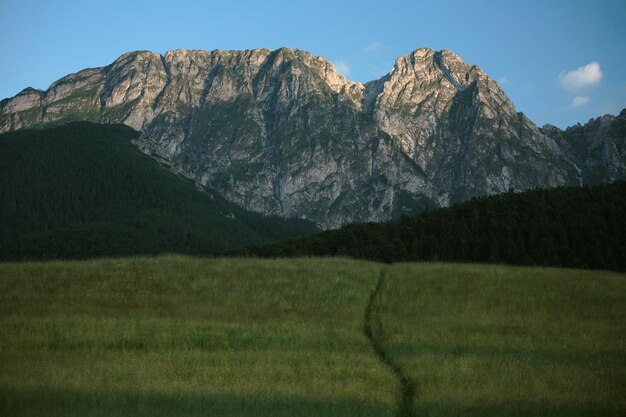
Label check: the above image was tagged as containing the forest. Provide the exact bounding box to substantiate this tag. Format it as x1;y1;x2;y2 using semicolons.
0;122;317;260
246;181;626;271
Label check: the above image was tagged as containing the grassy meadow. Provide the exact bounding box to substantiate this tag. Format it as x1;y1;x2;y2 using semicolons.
0;256;624;416
0;256;397;417
375;263;626;416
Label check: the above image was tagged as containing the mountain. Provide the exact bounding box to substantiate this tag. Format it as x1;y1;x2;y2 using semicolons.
1;47;624;228
0;122;317;260
364;49;572;205
245;181;626;272
540;110;626;186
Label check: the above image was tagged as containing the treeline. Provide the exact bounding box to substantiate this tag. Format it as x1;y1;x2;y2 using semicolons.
246;181;626;271
0;122;317;260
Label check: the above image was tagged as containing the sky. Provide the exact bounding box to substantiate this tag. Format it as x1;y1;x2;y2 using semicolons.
1;0;624;128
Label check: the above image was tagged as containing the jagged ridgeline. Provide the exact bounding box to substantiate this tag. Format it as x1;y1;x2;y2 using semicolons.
0;122;318;260
246;181;626;272
2;47;624;229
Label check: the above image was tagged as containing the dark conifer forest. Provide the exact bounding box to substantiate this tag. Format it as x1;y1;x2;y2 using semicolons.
246;181;626;271
0;122;317;260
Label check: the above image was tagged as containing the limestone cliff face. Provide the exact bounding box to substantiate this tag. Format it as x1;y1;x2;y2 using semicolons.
1;47;624;228
364;48;572;205
541;109;626;186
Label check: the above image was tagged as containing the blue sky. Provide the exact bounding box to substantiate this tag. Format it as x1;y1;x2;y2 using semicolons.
1;0;624;128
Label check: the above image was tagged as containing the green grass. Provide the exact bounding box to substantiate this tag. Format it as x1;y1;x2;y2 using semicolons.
0;257;624;416
376;263;626;416
0;256;397;417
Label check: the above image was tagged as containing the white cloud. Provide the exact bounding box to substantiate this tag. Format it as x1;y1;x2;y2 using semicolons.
558;61;602;93
364;41;386;54
498;76;512;85
333;60;350;77
571;96;590;107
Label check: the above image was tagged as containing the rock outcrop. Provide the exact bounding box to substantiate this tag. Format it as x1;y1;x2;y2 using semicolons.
363;48;573;205
1;47;624;228
541;109;626;187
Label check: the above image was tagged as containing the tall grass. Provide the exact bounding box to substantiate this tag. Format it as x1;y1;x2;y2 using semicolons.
377;263;626;416
1;257;624;416
0;256;397;417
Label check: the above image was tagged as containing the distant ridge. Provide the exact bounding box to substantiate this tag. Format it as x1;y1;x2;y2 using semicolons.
1;47;624;228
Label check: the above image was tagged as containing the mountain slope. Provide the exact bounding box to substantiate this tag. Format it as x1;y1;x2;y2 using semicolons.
541;109;626;186
1;47;624;228
246;181;626;272
0;122;317;260
364;48;573;205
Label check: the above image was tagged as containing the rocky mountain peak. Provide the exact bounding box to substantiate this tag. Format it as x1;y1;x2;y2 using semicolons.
364;47;513;164
0;87;44;114
540;124;563;138
0;47;624;228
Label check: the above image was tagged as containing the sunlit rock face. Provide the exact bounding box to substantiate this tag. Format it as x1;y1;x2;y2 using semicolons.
540;110;626;187
1;47;624;228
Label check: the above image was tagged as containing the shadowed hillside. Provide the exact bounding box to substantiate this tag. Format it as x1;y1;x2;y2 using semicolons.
0;122;318;260
246;181;626;271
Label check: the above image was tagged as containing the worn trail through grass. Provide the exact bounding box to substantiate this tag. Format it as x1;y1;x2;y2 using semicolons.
364;267;417;417
0;257;399;417
2;257;623;416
